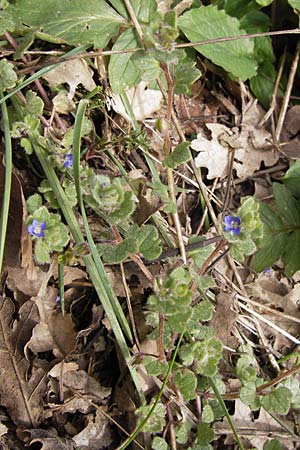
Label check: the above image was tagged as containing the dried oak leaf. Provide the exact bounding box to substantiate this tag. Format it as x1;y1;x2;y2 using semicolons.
0;297;46;427
192;101;279;179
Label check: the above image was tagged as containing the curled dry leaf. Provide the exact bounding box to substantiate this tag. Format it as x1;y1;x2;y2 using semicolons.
192;101;279;179
0;297;46;427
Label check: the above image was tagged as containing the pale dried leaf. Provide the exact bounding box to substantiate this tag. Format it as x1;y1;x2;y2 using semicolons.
0;297;46;427
0;422;8;437
193;101;279;179
72;410;112;450
42;59;96;99
111;81;163;121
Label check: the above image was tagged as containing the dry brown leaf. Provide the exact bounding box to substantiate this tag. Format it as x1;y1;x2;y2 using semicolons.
192;101;279;179
72;409;112;449
28;286;76;358
20;428;73;450
218;400;294;450
49;368;111;405
210;292;238;349
280;105;300;159
42;59;96;99
247;278;300;351
0;297;46;427
0;160;34;273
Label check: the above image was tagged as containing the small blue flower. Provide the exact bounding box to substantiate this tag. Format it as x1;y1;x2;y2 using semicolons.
264;268;272;276
224;215;241;235
27;219;46;238
63;154;73;168
55;296;61;304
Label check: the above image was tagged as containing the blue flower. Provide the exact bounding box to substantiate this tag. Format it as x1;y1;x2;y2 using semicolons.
27;219;46;238
224;215;241;235
63;154;73;168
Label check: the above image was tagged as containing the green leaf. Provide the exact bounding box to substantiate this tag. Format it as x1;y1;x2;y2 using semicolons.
6;0;126;47
26;193;43;214
255;0;273;5
152;437;169;450
134;224;162;260
282;160;300;197
178;5;257;80
163;142;192;169
252;233;288;272
45;222;70;250
197;423;214;445
0;59;17;92
34;239;51;264
130;0;157;23
108;29;142;93
263;439;283;450
173;368;197;402
174;51;202;94
261;387;292;414
136;401;166;433
224;0;258;19
176;422;191;445
288;0;300;9
250;62;276;108
282;230;300;276
98;238;137;264
0;9;15;34
202;404;214;423
240;384;261;410
273;183;300;226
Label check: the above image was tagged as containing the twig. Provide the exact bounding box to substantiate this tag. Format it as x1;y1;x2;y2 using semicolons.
120;262;140;349
123;0;144;45
275;41;300;141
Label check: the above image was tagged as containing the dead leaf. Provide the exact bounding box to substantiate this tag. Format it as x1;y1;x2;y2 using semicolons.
280;105;300;159
0;160;33;272
42;59;96;99
27;286;76;358
72;409;112;449
210;292;238;349
20;428;73;450
217;400;294;450
0;297;46;427
192;101;279;179
247;278;300;351
111;81;163;121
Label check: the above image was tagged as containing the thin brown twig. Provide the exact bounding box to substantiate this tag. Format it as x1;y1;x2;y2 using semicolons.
275;40;300;141
16;28;300;75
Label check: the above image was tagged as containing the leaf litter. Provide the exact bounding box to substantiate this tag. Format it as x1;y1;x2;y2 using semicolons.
1;5;300;450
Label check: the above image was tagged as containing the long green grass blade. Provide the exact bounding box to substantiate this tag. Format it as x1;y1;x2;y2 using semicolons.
72;99;132;339
0;95;12;274
209;377;245;450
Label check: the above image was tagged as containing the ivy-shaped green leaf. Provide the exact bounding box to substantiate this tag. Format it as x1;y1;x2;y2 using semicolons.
0;59;17;92
261;387;292;415
163;142;192;169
